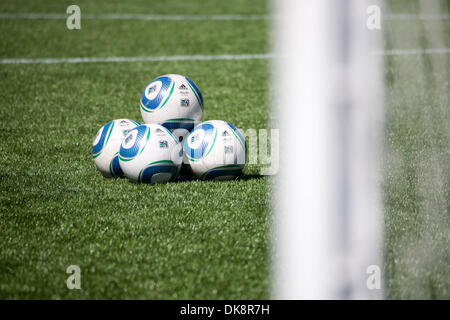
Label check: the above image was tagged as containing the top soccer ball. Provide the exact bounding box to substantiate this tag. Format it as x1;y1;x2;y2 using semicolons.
140;74;203;143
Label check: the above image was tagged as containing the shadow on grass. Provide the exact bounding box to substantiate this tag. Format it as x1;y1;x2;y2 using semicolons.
237;174;269;181
173;173;268;183
105;172;268;184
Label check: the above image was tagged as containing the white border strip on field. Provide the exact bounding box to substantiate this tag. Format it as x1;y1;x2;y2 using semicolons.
0;12;448;21
0;49;449;65
0;53;274;65
384;13;450;20
0;13;270;21
375;48;450;56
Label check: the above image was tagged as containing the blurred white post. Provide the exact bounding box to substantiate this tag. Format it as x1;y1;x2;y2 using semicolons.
273;0;384;299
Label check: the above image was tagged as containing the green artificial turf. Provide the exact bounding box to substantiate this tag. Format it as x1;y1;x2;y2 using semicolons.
0;60;271;299
0;0;270;299
0;0;448;299
383;0;450;299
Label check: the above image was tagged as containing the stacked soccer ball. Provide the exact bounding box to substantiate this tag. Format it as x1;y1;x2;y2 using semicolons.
92;74;246;183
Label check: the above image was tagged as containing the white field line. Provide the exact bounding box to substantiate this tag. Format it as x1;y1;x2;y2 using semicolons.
0;13;270;21
0;53;275;65
0;13;448;21
375;48;450;55
384;13;450;20
1;49;449;65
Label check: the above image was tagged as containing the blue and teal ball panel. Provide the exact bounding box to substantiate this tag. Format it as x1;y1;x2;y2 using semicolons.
109;154;123;178
92;119;141;178
92;120;114;158
140;76;174;113
138;161;179;183
227;122;247;152
119;125;148;161
184;122;216;161
186;76;204;109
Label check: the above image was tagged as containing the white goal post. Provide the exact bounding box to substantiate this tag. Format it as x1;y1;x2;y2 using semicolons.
273;0;384;299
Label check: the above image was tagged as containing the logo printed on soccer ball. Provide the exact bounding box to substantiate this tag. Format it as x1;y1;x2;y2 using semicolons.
180;99;190;107
187;129;205;149
155;128;165;136
225;145;233;153
179;84;187;90
119;120;128;126
159;140;168;148
222;130;230;137
144;81;162;100
124;135;133;144
123;130;137;148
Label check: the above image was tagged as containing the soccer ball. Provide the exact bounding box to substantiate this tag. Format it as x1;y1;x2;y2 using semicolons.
140;74;203;143
119;124;183;183
183;120;246;180
92;119;141;177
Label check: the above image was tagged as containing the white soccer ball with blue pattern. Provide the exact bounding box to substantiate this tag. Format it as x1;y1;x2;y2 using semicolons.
184;120;246;180
119;124;183;183
140;74;203;143
92;119;141;178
